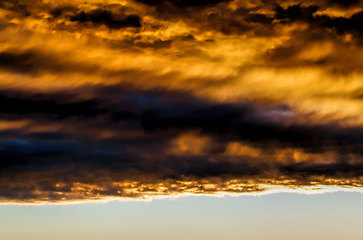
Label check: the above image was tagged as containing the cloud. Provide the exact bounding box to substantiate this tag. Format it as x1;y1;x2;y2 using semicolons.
70;9;142;29
244;13;273;24
327;0;362;8
135;0;226;7
0;50;104;75
274;5;319;22
0;0;362;203
0;0;34;16
274;4;363;38
0;93;105;118
0;86;361;202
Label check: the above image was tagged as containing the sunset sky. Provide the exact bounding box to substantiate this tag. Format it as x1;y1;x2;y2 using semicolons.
0;0;362;238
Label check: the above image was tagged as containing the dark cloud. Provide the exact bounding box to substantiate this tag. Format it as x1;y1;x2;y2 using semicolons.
0;86;361;202
274;4;319;22
139;102;363;154
0;85;362;155
129;0;236;26
50;5;79;18
318;11;363;35
0;91;105;119
275;4;363;37
135;0;226;8
244;13;273;24
0;50;102;75
248;3;363;73
0;51;61;74
70;9;142;29
327;0;361;8
0;0;34;16
206;12;253;35
280;161;363;177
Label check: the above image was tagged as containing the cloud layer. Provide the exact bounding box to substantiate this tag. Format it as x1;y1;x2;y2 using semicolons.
0;0;362;203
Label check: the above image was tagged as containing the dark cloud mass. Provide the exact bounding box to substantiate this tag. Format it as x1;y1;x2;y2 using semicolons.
135;0;226;7
70;9;142;29
327;0;361;7
0;87;362;202
0;0;362;203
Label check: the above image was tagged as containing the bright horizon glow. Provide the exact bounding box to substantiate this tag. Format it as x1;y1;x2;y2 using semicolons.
1;185;363;206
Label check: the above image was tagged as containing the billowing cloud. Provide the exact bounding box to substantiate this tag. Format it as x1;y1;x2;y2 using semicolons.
0;0;362;203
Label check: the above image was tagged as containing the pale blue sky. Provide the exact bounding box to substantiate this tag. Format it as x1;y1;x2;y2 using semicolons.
1;192;363;240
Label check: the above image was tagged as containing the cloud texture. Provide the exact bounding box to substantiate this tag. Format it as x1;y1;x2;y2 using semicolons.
0;0;362;203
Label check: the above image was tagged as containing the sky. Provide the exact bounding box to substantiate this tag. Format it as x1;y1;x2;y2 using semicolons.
1;192;363;240
0;0;363;236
